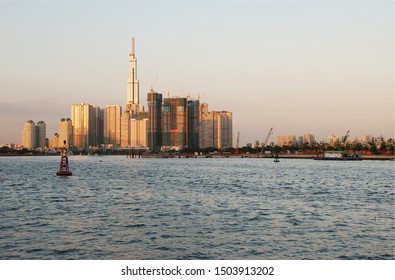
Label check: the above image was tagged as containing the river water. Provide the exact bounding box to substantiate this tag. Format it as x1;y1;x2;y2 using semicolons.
0;156;393;259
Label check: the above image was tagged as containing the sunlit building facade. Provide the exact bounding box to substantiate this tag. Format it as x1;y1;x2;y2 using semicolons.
162;97;188;149
121;37;146;148
361;135;373;144
303;134;315;145
22;120;36;149
127;37;139;106
58;118;73;148
130;118;148;147
277;135;298;147
71;103;103;151
199;103;233;149
71;103;90;151
104;105;121;146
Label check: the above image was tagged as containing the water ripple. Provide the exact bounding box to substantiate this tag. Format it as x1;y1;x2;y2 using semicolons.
0;156;394;260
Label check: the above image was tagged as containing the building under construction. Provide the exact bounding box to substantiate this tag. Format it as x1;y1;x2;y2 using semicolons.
147;90;163;151
146;92;232;151
187;100;200;149
162;97;188;150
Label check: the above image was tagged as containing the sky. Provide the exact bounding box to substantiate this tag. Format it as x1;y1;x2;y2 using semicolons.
0;1;393;146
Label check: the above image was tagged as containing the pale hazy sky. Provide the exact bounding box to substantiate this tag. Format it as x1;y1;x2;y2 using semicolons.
0;1;393;145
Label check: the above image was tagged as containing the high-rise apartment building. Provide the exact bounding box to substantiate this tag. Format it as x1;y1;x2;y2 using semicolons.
35;121;46;149
277;135;297;146
22;120;36;149
303;134;315;145
90;105;103;148
199;103;233;149
104;105;121;146
121;111;131;147
130;118;148;147
200;103;215;148
218;111;233;148
71;103;103;151
59;118;73;148
21;120;47;149
147;90;163;151
71;103;91;151
49;133;59;149
162;97;188;149
188;100;200;149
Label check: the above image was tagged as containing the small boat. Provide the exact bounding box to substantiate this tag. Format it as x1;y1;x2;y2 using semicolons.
313;151;362;161
56;141;72;176
274;153;280;162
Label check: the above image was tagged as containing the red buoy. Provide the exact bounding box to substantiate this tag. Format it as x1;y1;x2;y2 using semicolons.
56;140;72;176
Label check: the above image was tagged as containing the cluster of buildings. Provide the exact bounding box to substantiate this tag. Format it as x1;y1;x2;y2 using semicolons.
275;133;382;147
18;38;390;152
276;134;316;147
21;120;47;150
21;38;233;152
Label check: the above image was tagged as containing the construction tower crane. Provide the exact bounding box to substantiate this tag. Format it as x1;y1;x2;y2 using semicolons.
342;130;350;144
235;132;240;156
150;74;158;91
261;127;274;154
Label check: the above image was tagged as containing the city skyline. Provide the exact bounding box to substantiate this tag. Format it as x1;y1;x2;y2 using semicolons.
0;1;393;145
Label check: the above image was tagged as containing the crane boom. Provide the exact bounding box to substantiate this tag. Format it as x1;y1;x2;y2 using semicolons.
261;127;273;154
343;130;350;144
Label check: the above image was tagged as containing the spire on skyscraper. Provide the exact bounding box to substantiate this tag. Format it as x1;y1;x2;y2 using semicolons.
132;37;135;56
127;36;139;106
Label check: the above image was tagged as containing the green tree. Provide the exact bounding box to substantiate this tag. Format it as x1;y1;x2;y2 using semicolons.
0;146;10;154
368;141;379;155
17;148;29;155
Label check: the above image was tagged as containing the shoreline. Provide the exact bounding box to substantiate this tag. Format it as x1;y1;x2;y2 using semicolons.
143;154;395;160
0;153;393;160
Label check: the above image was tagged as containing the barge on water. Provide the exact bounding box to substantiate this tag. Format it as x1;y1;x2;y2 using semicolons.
314;151;362;161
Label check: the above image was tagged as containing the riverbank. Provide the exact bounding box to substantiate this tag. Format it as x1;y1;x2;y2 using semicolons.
1;153;393;160
141;154;394;160
273;154;394;160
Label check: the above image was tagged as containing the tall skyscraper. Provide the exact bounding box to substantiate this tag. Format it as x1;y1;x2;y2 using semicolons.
218;111;233;148
71;103;91;151
121;37;145;148
59;118;73;148
35;121;46;149
22;120;36;149
104;105;121;146
127;37;139;106
90;105;103;148
71;103;103;151
188;100;200;149
200;103;233;149
147;89;163;151
162;97;188;149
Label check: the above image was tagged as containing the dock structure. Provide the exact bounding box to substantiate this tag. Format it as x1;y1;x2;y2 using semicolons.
121;146;149;158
